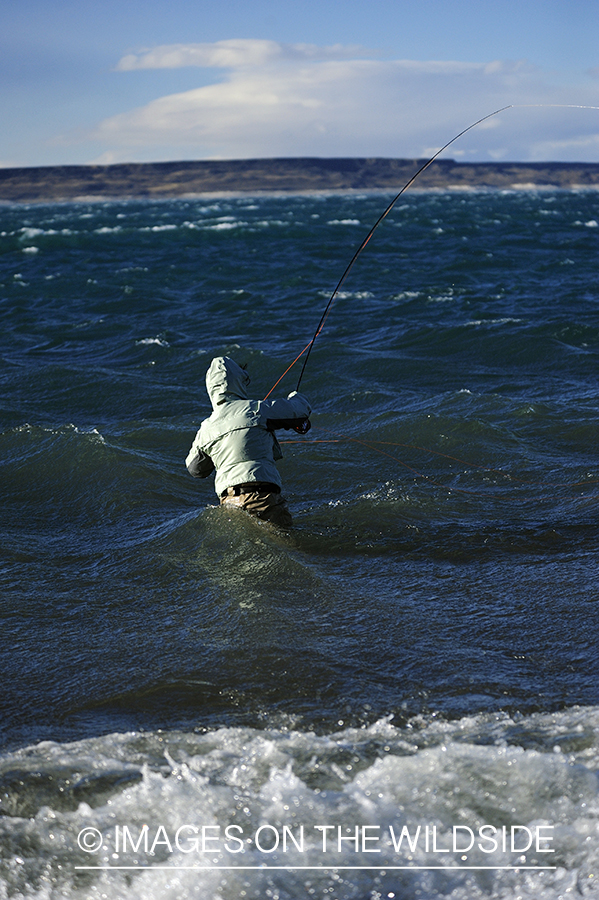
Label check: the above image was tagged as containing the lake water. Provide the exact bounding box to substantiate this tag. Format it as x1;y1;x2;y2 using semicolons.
1;189;598;899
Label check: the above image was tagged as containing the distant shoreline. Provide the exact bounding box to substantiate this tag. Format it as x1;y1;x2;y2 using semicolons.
1;157;599;203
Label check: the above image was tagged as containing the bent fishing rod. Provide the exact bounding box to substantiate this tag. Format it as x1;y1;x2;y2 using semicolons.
263;102;599;400
294;105;514;392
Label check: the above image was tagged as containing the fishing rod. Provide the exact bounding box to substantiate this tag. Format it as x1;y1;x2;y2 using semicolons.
264;102;599;400
293;104;514;393
264;105;511;399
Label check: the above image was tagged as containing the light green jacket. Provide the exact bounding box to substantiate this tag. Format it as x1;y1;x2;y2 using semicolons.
186;356;311;497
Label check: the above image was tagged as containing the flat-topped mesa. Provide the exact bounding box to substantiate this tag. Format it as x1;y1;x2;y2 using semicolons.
1;158;599;202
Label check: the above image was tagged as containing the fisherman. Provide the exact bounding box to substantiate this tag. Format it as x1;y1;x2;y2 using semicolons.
186;356;311;528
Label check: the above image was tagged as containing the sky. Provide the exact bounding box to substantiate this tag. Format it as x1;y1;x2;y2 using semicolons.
1;0;599;168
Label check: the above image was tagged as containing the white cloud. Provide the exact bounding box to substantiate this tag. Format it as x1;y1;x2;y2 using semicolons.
528;132;599;158
116;39;369;71
87;41;599;162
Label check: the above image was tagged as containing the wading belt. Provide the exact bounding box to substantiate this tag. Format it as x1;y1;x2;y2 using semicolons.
221;482;281;498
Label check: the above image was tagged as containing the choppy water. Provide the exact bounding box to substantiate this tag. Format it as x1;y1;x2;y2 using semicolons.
1;189;598;899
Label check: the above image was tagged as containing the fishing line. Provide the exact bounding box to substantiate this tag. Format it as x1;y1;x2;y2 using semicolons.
265;102;599;398
282;432;599;495
350;438;599;488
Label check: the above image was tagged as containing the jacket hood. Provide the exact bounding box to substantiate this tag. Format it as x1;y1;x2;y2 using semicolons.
206;356;251;408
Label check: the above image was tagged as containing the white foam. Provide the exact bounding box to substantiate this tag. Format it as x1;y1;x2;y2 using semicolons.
204;219;249;231
465;317;522;327
0;707;597;898
136;338;170;347
317;290;374;300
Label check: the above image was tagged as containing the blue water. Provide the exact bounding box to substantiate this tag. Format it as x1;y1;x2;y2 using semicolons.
1;189;598;899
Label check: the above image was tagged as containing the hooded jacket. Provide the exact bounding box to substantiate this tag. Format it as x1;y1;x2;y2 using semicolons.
185;356;311;497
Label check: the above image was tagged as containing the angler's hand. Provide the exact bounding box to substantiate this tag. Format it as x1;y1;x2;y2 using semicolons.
292;418;311;435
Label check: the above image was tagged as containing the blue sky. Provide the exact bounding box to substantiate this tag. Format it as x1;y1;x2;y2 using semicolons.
2;0;598;167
